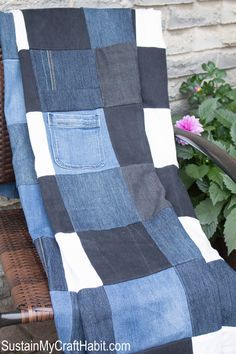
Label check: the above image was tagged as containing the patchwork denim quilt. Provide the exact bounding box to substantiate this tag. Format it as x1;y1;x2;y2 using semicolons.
1;7;236;354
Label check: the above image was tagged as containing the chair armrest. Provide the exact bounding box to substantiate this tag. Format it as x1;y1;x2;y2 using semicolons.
174;127;236;183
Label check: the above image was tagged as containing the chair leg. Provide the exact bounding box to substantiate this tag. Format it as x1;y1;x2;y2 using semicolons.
0;311;21;327
0;307;54;327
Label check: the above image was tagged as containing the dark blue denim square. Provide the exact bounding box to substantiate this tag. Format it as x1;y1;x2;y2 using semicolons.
79;222;171;284
30;49;102;111
56;168;140;232
176;259;222;336
23;8;91;50
96;43;141;107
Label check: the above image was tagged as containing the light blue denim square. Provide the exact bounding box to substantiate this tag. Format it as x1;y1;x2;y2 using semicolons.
50;290;74;353
43;109;119;175
3;60;26;126
18;184;54;240
104;268;192;353
84;8;135;48
0;12;18;59
8;123;37;187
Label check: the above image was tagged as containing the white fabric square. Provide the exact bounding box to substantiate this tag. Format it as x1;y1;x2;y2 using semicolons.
192;330;222;354
144;108;178;168
222;326;236;354
55;232;103;292
26;112;55;177
11;10;29;51
135;9;166;48
179;216;222;263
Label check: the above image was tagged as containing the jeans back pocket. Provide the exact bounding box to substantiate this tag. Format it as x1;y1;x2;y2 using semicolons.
48;112;104;170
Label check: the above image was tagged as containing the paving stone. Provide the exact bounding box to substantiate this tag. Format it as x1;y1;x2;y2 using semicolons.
0;296;14;312
21;320;58;342
0;276;10;298
0;325;33;354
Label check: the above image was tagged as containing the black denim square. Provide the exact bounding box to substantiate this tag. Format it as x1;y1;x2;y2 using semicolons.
138;338;193;354
104;104;153;166
23;8;91;50
79;222;171;285
138;47;169;108
96;43;141;107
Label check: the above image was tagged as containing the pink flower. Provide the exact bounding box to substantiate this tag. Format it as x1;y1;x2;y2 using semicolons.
175;115;204;145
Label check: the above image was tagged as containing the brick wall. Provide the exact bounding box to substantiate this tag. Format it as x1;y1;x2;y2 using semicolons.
1;0;235;114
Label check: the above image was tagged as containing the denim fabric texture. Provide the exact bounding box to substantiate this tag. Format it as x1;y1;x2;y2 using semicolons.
121;163;170;219
84;8;135;48
104;269;192;353
19;50;41;112
0;12;18;59
1;7;236;354
137;47;169;108
78;222;171;284
143;208;202;265
50;290;75;354
8;124;37;186
138;338;193;354
156;165;196;217
39;176;74;234
96;43;141;107
104;104;153;166
43;109;119;175
55;169;141;232
31;49;103;112
3;59;26;125
176;259;222;335
18;184;54;240
208;260;236;326
35;237;67;290
78;287;116;350
23;8;91;50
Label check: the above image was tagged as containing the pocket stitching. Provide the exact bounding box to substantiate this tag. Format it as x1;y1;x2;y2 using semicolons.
48;113;105;170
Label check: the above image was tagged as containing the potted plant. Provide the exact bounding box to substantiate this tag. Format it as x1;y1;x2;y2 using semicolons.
173;61;236;266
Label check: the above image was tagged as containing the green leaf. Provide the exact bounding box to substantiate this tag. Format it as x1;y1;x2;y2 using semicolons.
208;167;224;187
215;108;236;128
229;145;236;159
228;195;236;210
196;179;209;193
185;164;209;180
202;221;218;239
209;182;230;205
226;89;236;101
171;114;182;125
198;98;218;123
176;145;194;160
224;207;236;254
179;169;194;189
195;198;224;225
208;136;228;152
223;174;236;193
230;122;236;145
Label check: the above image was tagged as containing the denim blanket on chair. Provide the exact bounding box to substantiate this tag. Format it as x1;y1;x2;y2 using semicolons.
1;7;236;354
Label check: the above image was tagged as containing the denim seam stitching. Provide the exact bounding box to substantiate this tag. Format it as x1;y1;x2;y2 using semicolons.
174;266;194;337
